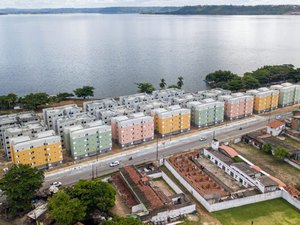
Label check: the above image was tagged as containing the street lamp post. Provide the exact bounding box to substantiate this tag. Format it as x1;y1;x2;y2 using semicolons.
156;135;159;161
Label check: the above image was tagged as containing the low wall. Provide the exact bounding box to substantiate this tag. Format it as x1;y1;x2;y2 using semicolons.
281;190;300;210
161;171;183;194
284;158;300;170
164;159;283;212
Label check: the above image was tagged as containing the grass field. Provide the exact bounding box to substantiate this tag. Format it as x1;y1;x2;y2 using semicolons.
213;199;300;225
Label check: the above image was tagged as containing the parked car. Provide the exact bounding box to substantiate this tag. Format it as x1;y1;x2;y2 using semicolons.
199;137;207;141
109;161;120;167
51;181;62;187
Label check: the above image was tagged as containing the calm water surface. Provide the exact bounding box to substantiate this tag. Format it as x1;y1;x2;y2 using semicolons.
0;14;300;98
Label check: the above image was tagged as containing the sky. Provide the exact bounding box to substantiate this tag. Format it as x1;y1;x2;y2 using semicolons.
1;0;300;9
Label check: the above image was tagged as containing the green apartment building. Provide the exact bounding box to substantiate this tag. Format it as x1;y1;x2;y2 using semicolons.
271;83;300;107
187;99;224;128
64;120;112;160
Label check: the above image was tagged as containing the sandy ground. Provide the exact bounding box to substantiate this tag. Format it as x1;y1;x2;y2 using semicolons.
153;179;175;197
232;143;300;187
111;192;131;217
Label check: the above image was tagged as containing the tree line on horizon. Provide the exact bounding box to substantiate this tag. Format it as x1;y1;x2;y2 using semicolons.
205;64;300;91
0;86;95;111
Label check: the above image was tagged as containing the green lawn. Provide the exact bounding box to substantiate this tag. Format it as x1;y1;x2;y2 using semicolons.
213;199;300;225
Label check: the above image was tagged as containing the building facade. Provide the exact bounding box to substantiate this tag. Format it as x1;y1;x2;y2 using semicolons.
270;83;300;107
111;113;154;147
64;120;112;160
218;93;254;120
151;105;190;137
10;130;63;169
3;122;47;160
42;104;82;129
187;99;224;128
246;88;279;114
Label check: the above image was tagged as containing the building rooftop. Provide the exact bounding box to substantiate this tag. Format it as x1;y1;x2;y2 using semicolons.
267;120;285;129
257;176;278;187
206;149;234;166
219;145;239;158
231;162;260;177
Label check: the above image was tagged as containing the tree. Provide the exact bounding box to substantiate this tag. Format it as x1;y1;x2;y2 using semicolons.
205;70;239;84
21;92;50;109
0;164;44;216
0;93;18;110
135;83;155;94
242;75;260;89
168;84;179;89
101;217;143;225
274;147;290;160
262;143;272;154
159;78;167;89
222;78;244;91
74;86;95;99
56;92;74;102
67;180;116;215
48;191;86;225
177;76;184;89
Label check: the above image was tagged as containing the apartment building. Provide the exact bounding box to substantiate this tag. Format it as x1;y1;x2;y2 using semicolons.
137;100;170;115
151;105;190;137
246;88;279;114
197;89;232;100
152;88;185;101
171;94;195;107
95;106;136;125
119;93;154;108
187;99;224;128
43;104;82;129
10;130;63;169
83;99;119;115
111;113;154;147
0;112;39;147
3;122;47;160
270;83;300;107
55;113;96;146
218;93;254;120
64;120;112;160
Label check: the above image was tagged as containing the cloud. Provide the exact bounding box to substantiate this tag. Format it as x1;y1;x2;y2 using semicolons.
1;0;300;9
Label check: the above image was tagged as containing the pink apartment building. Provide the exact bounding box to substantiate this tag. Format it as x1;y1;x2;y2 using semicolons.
111;113;154;147
218;93;254;120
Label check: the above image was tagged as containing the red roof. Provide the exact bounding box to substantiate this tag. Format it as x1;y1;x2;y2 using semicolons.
219;145;238;158
268;175;286;188
250;165;262;172
267;120;285;129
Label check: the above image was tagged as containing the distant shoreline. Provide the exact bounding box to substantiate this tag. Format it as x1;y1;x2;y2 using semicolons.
1;5;300;16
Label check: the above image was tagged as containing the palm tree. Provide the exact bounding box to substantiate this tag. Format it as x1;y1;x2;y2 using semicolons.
177;76;184;89
159;78;166;89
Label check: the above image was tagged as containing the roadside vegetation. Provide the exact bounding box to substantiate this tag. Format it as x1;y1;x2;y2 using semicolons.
0;164;44;216
213;198;300;225
205;64;300;91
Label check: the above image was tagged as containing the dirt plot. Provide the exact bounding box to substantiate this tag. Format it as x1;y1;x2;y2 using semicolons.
153;179;175;197
110;192;131;217
232;143;300;187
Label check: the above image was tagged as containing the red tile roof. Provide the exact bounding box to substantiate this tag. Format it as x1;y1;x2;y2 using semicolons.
219;145;239;157
267;120;285;129
268;175;286;188
250;165;262;172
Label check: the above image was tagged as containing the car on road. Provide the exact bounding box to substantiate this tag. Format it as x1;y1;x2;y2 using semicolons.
199;137;207;141
109;161;120;167
51;181;62;187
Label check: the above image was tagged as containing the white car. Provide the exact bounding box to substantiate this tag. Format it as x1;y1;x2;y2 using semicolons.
199;137;207;141
51;181;62;187
109;161;120;167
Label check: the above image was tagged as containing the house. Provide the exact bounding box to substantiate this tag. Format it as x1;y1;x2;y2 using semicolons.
266;120;285;136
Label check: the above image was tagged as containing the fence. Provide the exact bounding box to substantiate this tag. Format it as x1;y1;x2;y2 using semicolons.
164;159;289;212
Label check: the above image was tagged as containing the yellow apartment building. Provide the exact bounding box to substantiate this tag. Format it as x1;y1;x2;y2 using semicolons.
246;88;279;114
10;130;63;169
151;105;190;137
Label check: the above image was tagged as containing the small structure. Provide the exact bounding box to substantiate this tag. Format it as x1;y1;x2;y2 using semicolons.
266;120;285;136
255;176;278;193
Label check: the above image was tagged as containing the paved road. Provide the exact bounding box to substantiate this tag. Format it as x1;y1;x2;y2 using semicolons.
43;111;291;189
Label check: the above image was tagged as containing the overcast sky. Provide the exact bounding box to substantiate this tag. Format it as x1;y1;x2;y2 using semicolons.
1;0;300;9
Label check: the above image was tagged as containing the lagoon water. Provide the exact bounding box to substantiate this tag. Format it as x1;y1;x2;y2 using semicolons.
1;14;300;98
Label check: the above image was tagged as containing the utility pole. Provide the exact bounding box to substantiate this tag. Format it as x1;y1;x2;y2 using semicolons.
92;164;94;180
156;135;159;161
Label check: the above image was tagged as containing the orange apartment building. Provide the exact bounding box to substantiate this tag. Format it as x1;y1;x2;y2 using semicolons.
111;113;154;147
246;88;279;114
10;130;63;169
151;105;191;137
